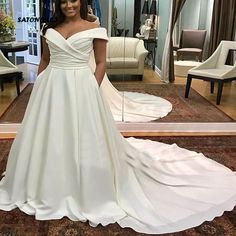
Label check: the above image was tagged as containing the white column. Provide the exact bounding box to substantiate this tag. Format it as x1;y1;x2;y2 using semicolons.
107;0;112;37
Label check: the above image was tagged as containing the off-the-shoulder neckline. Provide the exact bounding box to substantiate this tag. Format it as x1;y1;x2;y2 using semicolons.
48;27;106;41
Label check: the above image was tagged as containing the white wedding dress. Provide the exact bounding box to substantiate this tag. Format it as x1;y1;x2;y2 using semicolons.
0;27;236;234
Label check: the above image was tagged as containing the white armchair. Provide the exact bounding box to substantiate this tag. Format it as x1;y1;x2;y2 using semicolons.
0;50;22;95
106;37;148;80
185;40;236;105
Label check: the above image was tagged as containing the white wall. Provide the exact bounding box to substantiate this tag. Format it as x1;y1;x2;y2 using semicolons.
13;0;24;41
13;0;26;58
180;0;201;30
204;0;214;58
156;0;172;69
100;0;109;29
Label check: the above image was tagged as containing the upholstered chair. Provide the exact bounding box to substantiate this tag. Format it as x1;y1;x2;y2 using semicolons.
185;40;236;105
106;37;148;80
0;50;22;95
176;29;207;62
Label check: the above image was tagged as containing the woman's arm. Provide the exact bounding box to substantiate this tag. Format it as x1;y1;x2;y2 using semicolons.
93;39;107;86
37;37;50;76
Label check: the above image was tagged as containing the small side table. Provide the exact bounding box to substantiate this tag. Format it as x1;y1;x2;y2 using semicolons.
143;38;157;70
0;41;30;63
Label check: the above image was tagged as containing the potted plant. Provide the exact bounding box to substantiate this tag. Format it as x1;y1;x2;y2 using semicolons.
0;9;15;43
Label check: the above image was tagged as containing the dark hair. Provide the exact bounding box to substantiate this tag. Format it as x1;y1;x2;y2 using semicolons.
42;0;88;35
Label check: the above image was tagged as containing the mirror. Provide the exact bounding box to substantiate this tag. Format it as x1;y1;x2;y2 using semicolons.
0;0;235;125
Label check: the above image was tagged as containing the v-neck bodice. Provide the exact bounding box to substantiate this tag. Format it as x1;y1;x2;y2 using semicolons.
50;27;105;41
42;27;108;68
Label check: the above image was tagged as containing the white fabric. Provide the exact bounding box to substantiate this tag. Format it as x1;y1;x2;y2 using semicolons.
106;37;148;75
88;53;172;123
0;50;17;69
107;37;140;58
108;58;138;68
100;76;172;122
0;50;20;75
1;27;236;235
0;66;19;74
161;1;173;83
188;40;236;79
174;61;202;77
189;67;234;79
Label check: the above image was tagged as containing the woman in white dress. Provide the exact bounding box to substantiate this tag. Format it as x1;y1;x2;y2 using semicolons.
0;0;236;234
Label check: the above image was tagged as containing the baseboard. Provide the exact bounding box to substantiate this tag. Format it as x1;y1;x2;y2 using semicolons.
154;65;161;77
1;123;236;138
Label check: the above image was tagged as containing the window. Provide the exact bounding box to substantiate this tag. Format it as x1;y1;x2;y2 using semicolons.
0;0;10;14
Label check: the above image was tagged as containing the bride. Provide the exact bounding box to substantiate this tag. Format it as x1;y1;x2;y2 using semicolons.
1;0;236;234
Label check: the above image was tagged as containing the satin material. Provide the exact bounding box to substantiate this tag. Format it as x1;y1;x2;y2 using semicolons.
0;27;236;234
100;70;173;122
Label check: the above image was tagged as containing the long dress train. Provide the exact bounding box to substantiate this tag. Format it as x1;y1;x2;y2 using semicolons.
101;75;172;122
99;69;172;122
0;27;236;234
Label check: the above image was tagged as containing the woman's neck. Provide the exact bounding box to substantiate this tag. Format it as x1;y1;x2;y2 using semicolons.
65;15;83;24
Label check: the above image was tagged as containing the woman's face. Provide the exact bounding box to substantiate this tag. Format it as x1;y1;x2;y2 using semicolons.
60;0;81;18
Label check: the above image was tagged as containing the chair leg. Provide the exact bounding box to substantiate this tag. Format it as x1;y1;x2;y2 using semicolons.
0;81;4;92
210;81;214;93
185;74;192;98
15;73;22;95
216;81;224;105
199;52;203;62
0;78;4;91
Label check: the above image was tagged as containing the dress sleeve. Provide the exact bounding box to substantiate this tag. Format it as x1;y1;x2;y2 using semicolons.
92;27;109;41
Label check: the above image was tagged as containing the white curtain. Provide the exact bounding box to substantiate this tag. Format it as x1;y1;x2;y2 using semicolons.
160;1;173;83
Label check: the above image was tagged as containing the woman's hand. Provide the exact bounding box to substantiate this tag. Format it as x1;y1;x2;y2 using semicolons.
87;5;97;23
93;39;107;86
37;37;50;76
87;13;97;23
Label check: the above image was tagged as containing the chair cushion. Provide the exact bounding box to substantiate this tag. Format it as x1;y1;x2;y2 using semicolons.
107;37;139;58
107;58;138;69
174;61;202;77
178;48;202;53
189;66;233;79
0;66;20;75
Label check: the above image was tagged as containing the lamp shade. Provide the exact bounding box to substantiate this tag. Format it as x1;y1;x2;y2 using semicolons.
149;0;157;15
142;0;149;15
